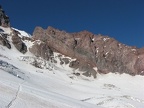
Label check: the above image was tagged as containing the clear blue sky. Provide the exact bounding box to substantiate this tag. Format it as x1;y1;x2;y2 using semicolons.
1;0;144;48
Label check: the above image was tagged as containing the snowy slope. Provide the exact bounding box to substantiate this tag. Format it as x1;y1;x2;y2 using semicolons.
12;27;31;37
0;27;144;108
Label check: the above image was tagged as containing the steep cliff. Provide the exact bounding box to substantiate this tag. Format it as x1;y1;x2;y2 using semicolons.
30;26;144;77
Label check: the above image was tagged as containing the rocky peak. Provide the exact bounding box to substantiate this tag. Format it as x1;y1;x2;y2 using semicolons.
0;6;10;27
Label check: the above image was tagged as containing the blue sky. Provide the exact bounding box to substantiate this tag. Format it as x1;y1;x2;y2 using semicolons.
1;0;144;48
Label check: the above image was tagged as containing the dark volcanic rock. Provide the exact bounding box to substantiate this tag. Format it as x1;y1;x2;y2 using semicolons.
12;30;27;54
31;26;144;77
0;6;10;27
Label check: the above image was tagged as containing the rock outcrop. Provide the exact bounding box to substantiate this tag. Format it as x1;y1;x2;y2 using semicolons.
29;40;53;60
0;5;10;27
30;26;144;77
12;30;27;54
0;32;11;49
0;6;11;49
0;6;27;54
0;5;144;78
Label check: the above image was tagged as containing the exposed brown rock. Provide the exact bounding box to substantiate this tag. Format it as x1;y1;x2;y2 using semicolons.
32;26;98;77
29;40;53;60
1;5;143;78
134;48;144;75
12;30;27;54
31;26;144;77
0;6;10;27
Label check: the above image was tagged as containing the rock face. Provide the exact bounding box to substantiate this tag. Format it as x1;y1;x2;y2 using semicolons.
0;33;11;49
31;26;144;77
0;6;11;49
0;5;10;27
29;40;53;60
0;6;144;78
0;6;28;54
12;30;27;54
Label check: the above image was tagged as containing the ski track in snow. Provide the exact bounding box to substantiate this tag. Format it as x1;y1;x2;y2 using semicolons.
6;81;25;108
6;85;21;108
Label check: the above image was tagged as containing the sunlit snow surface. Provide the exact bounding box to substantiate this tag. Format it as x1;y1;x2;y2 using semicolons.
0;27;144;108
12;27;31;37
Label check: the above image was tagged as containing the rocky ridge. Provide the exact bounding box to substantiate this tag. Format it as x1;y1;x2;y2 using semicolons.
31;26;144;77
0;5;10;27
0;6;144;78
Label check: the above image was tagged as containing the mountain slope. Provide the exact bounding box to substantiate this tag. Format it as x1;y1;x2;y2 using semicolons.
0;25;144;108
0;6;144;108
